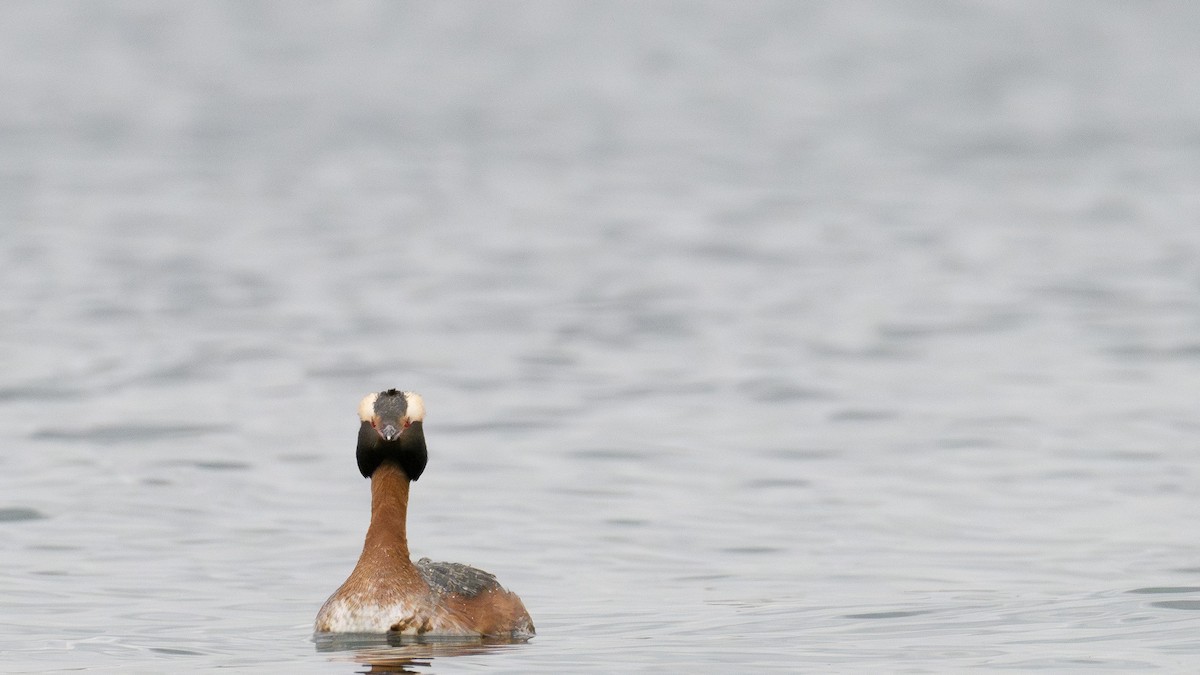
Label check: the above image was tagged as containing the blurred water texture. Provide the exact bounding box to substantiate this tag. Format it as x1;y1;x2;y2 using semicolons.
3;1;1200;672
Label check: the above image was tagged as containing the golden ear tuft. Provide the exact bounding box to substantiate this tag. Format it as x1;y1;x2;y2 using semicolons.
357;393;379;422
402;391;425;423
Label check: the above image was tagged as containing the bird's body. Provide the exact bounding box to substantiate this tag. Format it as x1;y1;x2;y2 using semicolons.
314;390;534;638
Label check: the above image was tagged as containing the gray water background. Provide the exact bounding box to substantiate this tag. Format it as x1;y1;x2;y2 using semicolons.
3;1;1200;672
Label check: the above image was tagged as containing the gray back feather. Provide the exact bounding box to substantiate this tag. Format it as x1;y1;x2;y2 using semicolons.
416;557;503;598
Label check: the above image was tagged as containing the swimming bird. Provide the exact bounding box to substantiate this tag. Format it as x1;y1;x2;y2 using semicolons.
314;389;535;637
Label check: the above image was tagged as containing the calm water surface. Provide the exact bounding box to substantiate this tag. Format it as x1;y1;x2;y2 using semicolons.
3;2;1200;672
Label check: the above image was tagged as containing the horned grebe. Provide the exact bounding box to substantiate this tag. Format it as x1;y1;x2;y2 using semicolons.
314;389;535;637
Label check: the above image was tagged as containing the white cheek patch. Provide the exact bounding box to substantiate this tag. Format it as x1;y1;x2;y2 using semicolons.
358;393;380;422
403;392;425;423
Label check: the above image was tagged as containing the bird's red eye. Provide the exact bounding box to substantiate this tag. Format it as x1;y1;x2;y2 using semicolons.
371;420;378;428
403;420;411;429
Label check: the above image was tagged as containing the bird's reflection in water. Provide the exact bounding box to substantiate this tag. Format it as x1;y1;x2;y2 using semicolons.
314;632;530;674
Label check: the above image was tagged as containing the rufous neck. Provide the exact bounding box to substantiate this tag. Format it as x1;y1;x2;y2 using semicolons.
364;462;412;556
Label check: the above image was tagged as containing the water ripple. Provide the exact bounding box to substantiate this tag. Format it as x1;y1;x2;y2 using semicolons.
0;507;46;522
31;424;233;444
1128;587;1200;595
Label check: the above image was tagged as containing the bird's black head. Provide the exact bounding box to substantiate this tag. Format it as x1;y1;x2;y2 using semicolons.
355;389;427;480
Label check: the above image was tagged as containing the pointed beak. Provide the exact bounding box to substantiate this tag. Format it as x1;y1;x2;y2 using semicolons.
379;423;400;442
